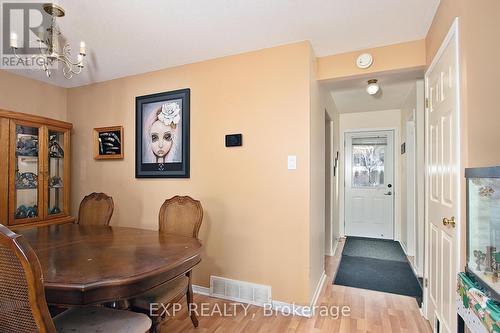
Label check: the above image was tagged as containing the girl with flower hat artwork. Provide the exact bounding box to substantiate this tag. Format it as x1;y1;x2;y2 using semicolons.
143;100;182;163
136;89;190;178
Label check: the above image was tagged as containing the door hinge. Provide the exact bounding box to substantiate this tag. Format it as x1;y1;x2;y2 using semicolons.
425;98;429;109
424;278;429;288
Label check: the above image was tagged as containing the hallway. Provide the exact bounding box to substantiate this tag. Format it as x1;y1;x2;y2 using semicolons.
161;239;431;332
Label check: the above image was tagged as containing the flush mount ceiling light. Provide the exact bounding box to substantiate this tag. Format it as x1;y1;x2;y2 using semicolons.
10;3;86;79
366;79;380;95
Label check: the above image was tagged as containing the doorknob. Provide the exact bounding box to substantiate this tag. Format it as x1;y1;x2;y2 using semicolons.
442;216;456;227
384;191;392;196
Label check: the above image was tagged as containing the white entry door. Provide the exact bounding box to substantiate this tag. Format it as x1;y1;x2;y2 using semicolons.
345;130;394;239
425;19;460;333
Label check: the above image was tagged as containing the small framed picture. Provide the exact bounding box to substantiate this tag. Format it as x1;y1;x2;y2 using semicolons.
94;126;124;160
135;89;190;178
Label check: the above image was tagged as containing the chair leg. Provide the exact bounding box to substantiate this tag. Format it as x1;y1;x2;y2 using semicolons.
149;314;162;333
186;271;199;327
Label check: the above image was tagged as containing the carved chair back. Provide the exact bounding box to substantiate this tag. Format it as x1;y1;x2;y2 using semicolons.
158;196;203;239
78;192;114;226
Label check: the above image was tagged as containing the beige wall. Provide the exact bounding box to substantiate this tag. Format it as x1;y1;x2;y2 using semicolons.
67;42;315;305
338;109;402;239
0;70;67;120
308;51;325;302
317;39;426;81
308;50;340;301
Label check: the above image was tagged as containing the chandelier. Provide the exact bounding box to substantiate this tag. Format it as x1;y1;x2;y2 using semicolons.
10;3;86;79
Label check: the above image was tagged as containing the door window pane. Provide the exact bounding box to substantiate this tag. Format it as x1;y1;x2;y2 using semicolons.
15;125;39;219
352;137;386;188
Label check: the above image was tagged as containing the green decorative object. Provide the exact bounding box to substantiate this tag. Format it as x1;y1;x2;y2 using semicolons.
458;272;500;332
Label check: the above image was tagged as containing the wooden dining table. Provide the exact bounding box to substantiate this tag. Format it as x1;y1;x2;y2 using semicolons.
18;224;202;306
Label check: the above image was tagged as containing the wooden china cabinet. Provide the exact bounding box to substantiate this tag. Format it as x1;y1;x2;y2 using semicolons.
0;110;75;229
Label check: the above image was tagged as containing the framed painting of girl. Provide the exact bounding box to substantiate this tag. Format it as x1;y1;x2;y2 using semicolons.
135;89;190;178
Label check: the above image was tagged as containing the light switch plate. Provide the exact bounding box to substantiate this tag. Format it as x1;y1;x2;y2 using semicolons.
287;155;297;170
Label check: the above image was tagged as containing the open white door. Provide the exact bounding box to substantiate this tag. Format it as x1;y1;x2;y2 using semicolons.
345;130;394;239
424;18;460;333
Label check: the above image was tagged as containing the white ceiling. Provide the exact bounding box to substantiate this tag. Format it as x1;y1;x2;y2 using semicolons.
5;0;440;88
327;70;424;113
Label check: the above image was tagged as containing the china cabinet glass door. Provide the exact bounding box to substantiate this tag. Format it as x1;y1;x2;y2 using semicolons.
45;126;70;219
10;120;44;225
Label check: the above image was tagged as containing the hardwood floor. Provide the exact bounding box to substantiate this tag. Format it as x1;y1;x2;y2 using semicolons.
160;239;431;332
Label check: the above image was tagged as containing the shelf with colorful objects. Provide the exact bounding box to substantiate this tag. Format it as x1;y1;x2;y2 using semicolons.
457;272;500;333
0;110;75;229
459;166;500;333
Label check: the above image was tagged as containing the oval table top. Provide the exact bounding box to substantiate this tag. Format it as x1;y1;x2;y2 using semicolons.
18;224;202;306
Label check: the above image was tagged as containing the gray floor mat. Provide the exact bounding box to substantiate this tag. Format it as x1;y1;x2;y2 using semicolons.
342;237;408;262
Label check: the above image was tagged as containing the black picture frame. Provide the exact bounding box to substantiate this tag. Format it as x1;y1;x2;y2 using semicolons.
135;89;190;178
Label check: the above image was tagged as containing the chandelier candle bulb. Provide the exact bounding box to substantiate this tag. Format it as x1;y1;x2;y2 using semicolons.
10;32;18;48
80;41;86;55
9;3;85;79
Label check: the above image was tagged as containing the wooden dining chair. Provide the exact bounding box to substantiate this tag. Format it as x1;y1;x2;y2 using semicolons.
131;195;203;333
77;192;114;226
0;223;152;333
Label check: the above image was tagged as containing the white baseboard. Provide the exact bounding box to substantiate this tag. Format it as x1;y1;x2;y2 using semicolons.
397;241;421;278
399;240;408;255
191;271;327;319
331;239;339;256
271;300;312;317
192;284;210;296
326;238;340;257
310;271;327;309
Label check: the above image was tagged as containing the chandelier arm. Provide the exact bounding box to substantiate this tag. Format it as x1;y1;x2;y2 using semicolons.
62;61;72;79
61;44;84;66
60;56;83;79
10;4;84;80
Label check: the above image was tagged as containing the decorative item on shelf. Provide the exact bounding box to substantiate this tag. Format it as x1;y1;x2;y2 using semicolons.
15;172;38;189
49;134;64;158
457;272;500;333
94;126;124;160
15;205;38;219
49;206;61;215
27;206;38;218
16;135;38;156
49;175;63;188
9;3;86;79
486;247;496;272
135;89;190;178
474;250;487;271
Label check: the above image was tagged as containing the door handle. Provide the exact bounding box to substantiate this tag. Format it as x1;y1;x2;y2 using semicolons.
384;191;392;196
442;216;456;227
